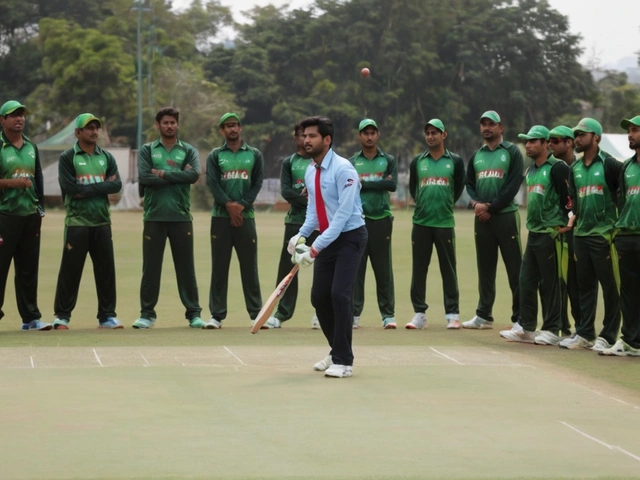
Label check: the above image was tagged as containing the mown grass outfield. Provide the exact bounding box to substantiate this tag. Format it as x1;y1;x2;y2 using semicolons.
1;209;639;480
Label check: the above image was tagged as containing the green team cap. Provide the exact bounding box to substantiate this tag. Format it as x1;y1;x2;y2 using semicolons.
358;118;378;131
424;118;445;132
219;112;241;126
573;117;602;136
620;115;640;130
75;113;101;128
518;125;550;141
549;125;575;139
480;110;501;123
0;100;29;116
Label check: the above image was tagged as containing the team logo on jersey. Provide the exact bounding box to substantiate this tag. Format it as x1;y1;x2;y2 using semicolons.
594;171;600;176
421;177;449;187
575;174;582;178
28;151;35;158
527;184;545;195
222;170;249;180
628;186;639;196
166;159;178;167
542;171;547;176
152;153;162;159
626;173;635;178
359;173;382;182
99;160;104;166
501;154;507;162
446;164;451;169
78;161;86;166
578;185;603;197
5;155;15;162
477;169;504;179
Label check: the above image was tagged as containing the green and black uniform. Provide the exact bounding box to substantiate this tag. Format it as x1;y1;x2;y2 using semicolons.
519;156;569;333
614;154;640;348
0;131;44;325
273;152;316;322
138;139;201;321
568;149;622;344
466;140;524;324
350;148;397;322
409;149;465;318
206;141;263;322
55;143;122;323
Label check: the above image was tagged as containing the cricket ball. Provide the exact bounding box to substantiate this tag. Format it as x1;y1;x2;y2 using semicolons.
361;67;370;78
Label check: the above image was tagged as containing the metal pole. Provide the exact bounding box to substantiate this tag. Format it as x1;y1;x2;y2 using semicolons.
136;3;143;151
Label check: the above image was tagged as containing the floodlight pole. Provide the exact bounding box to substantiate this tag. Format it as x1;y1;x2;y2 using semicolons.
132;1;151;151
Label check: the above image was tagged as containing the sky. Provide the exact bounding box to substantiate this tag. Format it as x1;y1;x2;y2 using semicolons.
172;0;639;69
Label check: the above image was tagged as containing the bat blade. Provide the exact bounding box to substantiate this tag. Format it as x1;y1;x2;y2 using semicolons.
251;264;300;334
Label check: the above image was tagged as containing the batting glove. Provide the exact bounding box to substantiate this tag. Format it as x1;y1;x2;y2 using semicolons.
294;245;315;267
287;234;306;255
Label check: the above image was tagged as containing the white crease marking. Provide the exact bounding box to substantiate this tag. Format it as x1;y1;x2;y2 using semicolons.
92;348;104;367
224;346;245;365
429;347;464;365
30;356;34;369
561;421;640;463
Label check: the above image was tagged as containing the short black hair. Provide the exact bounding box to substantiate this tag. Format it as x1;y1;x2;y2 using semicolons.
299;116;333;139
294;120;305;136
156;107;179;123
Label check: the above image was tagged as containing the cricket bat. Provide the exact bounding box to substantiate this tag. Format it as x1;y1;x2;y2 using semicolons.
250;264;300;334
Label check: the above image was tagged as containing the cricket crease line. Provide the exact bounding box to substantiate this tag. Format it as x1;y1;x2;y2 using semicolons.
139;352;150;367
92;348;104;368
30;356;34;369
560;421;640;463
591;389;639;409
224;346;245;365
429;347;464;365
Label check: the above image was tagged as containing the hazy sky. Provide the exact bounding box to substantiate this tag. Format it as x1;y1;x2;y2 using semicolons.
173;0;639;68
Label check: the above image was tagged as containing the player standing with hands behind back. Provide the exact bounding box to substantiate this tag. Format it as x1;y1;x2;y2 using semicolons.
289;116;367;378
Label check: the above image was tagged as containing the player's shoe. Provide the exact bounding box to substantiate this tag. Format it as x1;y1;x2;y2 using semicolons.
501;329;537;343
325;364;353;378
382;317;397;329
352;316;360;329
203;318;221;329
265;317;281;329
558;334;593;350
599;339;640;357
132;317;155;329
310;315;320;329
99;317;123;329
405;312;426;330
533;330;561;346
591;337;612;352
21;320;52;331
462;316;493;329
500;322;523;338
188;317;205;329
447;319;461;329
313;355;333;372
52;318;69;330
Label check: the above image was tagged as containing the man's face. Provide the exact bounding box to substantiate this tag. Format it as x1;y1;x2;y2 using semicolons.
294;129;306;150
574;131;597;153
0;109;26;134
424;126;445;148
303;126;329;157
628;125;640;150
358;126;379;149
480;118;503;142
525;138;547;159
549;137;573;157
76;121;100;145
157;115;178;139
220;121;241;141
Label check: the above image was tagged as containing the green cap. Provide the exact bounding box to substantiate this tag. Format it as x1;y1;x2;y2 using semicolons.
480;110;501;123
620;115;640;130
0;100;28;116
219;112;241;126
549;125;575;139
573;117;602;136
75;113;101;129
424;118;445;132
358;118;378;131
518;125;550;141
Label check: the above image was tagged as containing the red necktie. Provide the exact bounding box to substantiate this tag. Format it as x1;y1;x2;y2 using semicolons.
315;165;329;233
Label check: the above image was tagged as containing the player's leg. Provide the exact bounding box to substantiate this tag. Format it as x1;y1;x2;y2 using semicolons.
352;229;369;323
565;231;581;331
88;225;118;325
13;213;43;324
52;225;90;327
408;224;432;329
0;213;20;322
470;216;499;323
537;233;562;335
495;211;522;324
311;248;337;344
432;226;460;326
572;236;598;342
274;223;303;322
591;235;620;346
167;221;202;323
233;218;262;321
615;236;640;349
209;217;233;323
139;221;168;322
367;216;395;325
518;233;540;332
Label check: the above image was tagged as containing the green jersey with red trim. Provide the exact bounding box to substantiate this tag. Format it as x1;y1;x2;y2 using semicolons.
350;149;397;220
0;132;41;216
616;155;640;234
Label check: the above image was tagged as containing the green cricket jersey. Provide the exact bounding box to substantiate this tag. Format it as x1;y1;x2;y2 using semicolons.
409;149;465;228
525;156;570;233
568;149;622;237
138;139;200;222
466;140;524;214
59;143;122;227
206;141;264;218
0;131;43;216
350;149;397;220
281;152;311;225
616;154;640;234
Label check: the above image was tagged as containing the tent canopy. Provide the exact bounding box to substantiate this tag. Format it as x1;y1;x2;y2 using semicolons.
600;134;632;160
37;122;77;151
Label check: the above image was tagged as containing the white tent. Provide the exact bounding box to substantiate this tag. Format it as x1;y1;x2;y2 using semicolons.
600;134;632;160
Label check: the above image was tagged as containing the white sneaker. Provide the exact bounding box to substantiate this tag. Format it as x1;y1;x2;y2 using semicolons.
591;337;612;352
382;317;397;329
534;330;561;346
265;316;281;329
310;315;320;329
405;312;426;330
203;318;222;329
499;322;523;338
445;314;460;329
501;329;537;343
352;316;360;329
313;355;333;371
599;339;640;357
462;316;493;329
559;334;593;350
324;364;353;378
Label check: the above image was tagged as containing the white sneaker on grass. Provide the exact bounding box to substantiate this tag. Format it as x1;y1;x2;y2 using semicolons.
352;316;360;329
591;337;611;352
382;317;397;329
534;330;561;346
462;316;493;329
265;317;281;329
558;334;593;350
499;322;523;338
501;329;537;343
310;315;320;329
203;318;221;329
405;312;426;330
325;364;353;378
445;314;460;329
599;339;640;357
313;355;333;372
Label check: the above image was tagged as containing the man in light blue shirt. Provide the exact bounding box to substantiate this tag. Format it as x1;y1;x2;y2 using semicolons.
288;116;367;378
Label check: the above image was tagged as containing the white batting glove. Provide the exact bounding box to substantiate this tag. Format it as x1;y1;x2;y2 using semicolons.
287;234;306;255
294;245;319;267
